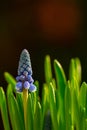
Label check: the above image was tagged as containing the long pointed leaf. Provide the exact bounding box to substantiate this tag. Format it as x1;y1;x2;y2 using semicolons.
75;58;81;85
54;60;66;125
31;92;37;116
34;102;42;130
7;85;25;130
49;83;58;130
16;93;24;125
69;58;81;86
54;60;67;99
42;83;49;124
71;87;80;130
26;94;33;130
0;87;11;130
44;55;52;83
79;82;87;108
4;72;16;91
34;80;39;96
65;82;72;130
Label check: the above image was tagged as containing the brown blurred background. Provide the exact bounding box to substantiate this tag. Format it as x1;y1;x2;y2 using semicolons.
0;0;87;129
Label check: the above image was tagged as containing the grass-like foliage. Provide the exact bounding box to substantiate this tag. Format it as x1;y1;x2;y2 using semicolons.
0;56;87;130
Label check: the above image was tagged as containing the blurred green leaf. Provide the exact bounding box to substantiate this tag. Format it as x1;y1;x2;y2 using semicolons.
69;59;76;81
31;92;37;116
85;119;87;129
65;81;72;130
79;82;87;108
26;94;33;130
16;93;24;125
0;87;11;130
75;58;81;85
54;60;66;126
34;80;39;96
49;83;58;130
7;85;25;130
44;55;52;83
42;83;49;123
4;72;16;91
57;92;65;129
55;90;59;111
71;87;80;130
69;58;81;86
54;60;67;100
79;107;86;130
34;102;42;130
70;77;79;99
51;78;56;90
85;88;87;118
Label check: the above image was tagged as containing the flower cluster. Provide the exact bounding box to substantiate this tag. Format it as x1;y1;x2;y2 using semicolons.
16;49;36;92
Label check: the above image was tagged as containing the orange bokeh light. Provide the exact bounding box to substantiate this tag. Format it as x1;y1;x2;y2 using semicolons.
34;2;81;39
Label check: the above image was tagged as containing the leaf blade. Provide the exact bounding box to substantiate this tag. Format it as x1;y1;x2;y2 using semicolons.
44;55;52;84
34;102;42;130
4;72;16;91
54;60;67;100
26;94;33;130
49;83;58;130
7;85;25;130
0;87;11;130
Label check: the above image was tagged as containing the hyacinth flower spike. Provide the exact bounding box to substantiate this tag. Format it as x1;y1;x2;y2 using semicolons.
16;49;36;92
15;49;36;126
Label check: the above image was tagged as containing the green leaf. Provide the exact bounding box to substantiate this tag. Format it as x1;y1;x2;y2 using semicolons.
16;93;24;125
51;78;56;90
44;55;52;84
69;59;76;81
7;85;25;130
26;94;33;130
65;81;72;130
71;87;80;130
31;92;37;116
55;90;59;111
4;72;16;91
34;102;42;130
54;60;66;126
49;83;58;130
79;107;86;130
57;92;65;129
70;77;79;98
85;119;87;129
0;87;11;130
69;58;81;86
79;82;87;108
85;87;87;118
34;80;39;96
42;84;49;124
54;60;67;100
75;58;81;85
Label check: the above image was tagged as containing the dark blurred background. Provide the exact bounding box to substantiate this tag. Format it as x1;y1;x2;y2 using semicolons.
0;0;87;128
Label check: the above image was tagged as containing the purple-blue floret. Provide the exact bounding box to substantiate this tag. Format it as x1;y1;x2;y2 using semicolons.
16;49;37;92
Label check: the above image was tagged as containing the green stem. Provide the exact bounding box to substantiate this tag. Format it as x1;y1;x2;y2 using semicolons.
23;88;28;128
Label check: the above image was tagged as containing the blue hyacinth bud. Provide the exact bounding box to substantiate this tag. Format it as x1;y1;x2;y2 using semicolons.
20;75;25;81
29;84;37;92
16;82;22;92
18;49;32;76
27;75;34;83
24;81;30;89
16;49;37;93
